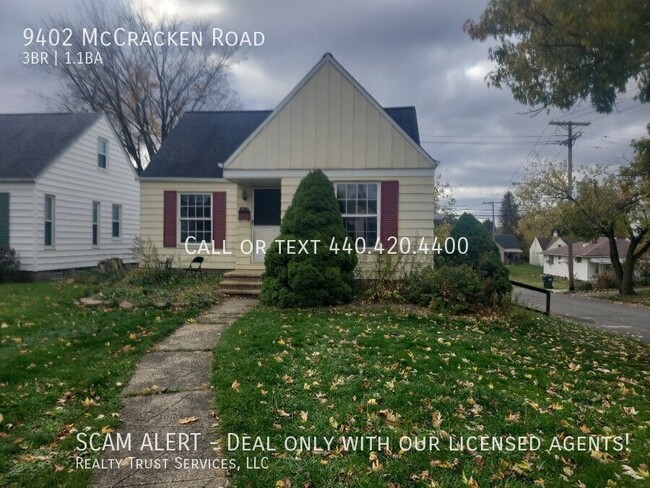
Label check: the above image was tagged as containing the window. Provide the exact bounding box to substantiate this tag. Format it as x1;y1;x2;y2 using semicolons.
0;193;8;249
548;256;554;265
112;204;121;238
44;195;55;247
92;201;100;246
97;138;108;169
575;257;582;263
180;193;212;243
336;183;378;245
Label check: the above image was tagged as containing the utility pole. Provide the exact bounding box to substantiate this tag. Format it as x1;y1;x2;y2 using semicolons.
549;120;590;291
483;201;498;238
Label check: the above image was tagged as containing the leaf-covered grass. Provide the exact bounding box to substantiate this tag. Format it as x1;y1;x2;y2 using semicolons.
595;289;650;308
0;273;222;487
213;306;649;487
508;264;569;290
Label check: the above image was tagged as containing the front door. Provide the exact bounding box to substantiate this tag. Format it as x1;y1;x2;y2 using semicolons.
252;188;281;263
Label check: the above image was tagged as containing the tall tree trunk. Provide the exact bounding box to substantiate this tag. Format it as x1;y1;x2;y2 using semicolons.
606;231;624;289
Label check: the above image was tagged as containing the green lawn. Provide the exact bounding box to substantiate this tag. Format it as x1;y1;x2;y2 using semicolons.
0;272;221;487
595;288;650;308
508;264;569;290
213;306;649;487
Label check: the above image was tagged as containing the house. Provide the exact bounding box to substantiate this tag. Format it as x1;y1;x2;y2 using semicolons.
0;113;140;278
542;237;629;281
529;235;568;266
139;53;438;274
494;234;523;264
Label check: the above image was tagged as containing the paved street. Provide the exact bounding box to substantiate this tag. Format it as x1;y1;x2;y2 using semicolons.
513;286;650;342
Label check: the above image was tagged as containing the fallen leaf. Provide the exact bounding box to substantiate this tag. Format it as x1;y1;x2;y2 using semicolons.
432;411;442;428
177;416;199;425
231;380;240;392
622;465;645;480
82;397;99;407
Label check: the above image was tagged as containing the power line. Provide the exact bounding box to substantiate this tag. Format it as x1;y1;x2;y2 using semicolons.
549;120;590;292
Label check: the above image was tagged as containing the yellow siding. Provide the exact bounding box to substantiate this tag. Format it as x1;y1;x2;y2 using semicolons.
280;174;435;271
227;60;433;171
140;181;241;270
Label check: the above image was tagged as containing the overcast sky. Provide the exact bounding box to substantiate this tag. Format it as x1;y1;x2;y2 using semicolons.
2;0;647;221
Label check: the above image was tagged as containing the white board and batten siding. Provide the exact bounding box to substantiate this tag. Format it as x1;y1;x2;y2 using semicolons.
226;60;433;172
31;116;140;272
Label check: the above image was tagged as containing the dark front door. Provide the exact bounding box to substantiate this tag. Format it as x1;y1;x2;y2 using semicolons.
252;188;281;262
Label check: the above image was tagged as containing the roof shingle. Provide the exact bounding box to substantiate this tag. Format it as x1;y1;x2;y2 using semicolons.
0;113;101;180
142;107;423;179
543;237;629;257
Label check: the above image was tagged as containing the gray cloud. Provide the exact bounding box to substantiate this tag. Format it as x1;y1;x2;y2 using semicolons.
2;0;647;218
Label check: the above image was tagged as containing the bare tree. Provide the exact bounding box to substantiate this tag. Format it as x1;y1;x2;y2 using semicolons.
33;1;239;173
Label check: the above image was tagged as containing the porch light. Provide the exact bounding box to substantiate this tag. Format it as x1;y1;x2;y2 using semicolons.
241;189;248;201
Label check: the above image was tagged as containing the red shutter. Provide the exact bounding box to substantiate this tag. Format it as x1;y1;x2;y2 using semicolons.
163;191;177;247
380;181;399;246
212;192;226;249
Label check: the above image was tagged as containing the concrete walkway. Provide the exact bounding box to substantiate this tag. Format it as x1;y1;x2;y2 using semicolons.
94;298;257;488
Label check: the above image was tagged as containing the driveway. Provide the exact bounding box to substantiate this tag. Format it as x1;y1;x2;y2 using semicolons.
513;286;650;342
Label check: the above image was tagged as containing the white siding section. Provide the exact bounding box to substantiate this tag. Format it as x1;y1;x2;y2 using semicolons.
140;181;238;270
0;183;36;270
529;239;544;266
227;61;433;171
33;116;140;271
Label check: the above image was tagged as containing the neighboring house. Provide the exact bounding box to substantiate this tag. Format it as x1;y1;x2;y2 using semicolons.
529;235;568;266
542;237;629;281
0;113;140;277
494;234;523;264
140;53;438;271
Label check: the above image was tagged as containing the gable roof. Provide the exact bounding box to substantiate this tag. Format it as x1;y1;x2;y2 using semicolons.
142;106;423;179
0;113;101;180
494;234;522;250
543;237;629;257
533;236;552;250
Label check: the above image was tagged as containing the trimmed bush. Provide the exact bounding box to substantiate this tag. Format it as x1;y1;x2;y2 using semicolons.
261;170;358;307
0;248;21;282
428;264;483;313
594;272;617;290
420;213;512;309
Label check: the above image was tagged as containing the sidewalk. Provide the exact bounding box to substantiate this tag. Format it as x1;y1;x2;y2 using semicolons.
94;297;258;487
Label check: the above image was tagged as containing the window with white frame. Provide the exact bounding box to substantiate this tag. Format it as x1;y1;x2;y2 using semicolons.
97;138;108;169
92;201;100;246
112;204;121;238
179;193;212;243
335;183;378;245
44;195;55;247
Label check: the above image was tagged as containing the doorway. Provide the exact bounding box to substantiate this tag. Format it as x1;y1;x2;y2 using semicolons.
252;188;281;263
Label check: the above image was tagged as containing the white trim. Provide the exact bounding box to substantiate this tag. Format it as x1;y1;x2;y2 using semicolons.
92;200;101;248
139;177;227;183
177;192;213;246
111;203;122;239
44;194;55;249
224;168;436;180
97;137;108;170
335;181;381;247
222;53;438;170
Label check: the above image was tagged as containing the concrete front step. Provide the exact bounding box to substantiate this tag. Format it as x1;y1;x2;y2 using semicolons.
221;288;261;297
221;270;263;297
223;270;263;282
